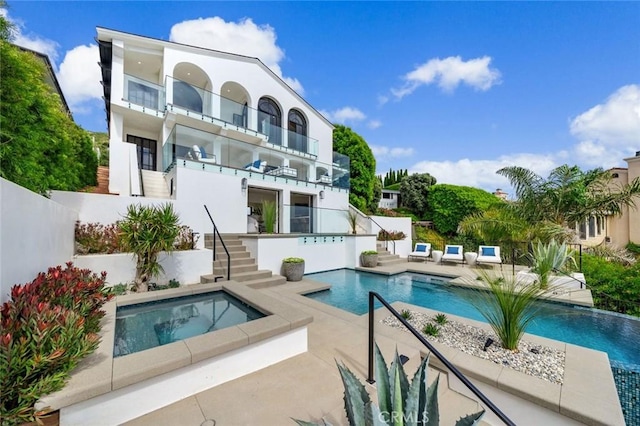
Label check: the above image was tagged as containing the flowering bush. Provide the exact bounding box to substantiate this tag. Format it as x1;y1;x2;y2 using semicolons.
75;220;198;254
377;229;406;241
0;263;111;425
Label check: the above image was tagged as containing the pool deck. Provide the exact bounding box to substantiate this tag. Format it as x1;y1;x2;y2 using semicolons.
121;261;620;426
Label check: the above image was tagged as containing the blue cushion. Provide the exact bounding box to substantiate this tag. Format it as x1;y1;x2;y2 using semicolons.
481;247;496;257
253;160;261;168
446;246;459;255
199;146;207;159
244;162;252;169
416;245;427;252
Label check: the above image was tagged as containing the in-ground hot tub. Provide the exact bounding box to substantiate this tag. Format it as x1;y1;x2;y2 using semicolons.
115;291;266;356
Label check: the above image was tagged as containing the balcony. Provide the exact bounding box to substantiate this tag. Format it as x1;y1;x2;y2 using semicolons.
123;74;165;111
162;124;349;189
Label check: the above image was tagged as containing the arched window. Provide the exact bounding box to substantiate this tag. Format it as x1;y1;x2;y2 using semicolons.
288;110;307;153
173;80;203;113
258;97;281;145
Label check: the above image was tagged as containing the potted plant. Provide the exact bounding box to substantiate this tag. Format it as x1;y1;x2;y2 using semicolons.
261;200;277;234
282;257;305;281
360;250;378;267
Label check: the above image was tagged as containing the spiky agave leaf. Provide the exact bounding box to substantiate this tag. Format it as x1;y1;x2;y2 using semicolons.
454;410;485;426
388;349;410;425
365;400;390;426
292;419;333;426
424;375;440;426
374;344;392;423
337;361;371;426
404;354;433;426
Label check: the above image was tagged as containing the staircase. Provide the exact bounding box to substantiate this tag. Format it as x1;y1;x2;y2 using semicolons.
201;234;286;289
376;242;404;266
140;170;171;199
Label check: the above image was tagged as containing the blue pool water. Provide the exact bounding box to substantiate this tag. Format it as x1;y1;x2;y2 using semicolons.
114;291;265;356
305;269;640;368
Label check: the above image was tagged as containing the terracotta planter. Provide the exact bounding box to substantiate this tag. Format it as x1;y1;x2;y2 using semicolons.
361;254;378;267
283;261;305;281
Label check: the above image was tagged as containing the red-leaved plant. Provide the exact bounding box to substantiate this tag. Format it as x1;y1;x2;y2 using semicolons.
0;263;111;425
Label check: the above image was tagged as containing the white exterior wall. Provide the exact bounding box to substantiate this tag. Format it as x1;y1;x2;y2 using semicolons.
0;179;77;302
243;235;376;275
73;250;212;286
368;216;413;257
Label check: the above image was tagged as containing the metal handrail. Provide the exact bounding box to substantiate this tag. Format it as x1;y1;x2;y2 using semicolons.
551;267;586;289
204;205;231;281
367;216;396;255
367;292;516;426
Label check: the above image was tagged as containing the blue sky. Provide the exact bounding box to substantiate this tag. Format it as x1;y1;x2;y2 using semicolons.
3;1;639;194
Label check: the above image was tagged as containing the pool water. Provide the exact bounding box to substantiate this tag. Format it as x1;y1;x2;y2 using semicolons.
305;269;640;368
114;291;265;357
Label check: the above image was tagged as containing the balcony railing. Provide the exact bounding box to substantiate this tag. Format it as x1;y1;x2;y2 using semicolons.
123;74;165;111
162;124;349;189
282;205;351;234
165;76;318;157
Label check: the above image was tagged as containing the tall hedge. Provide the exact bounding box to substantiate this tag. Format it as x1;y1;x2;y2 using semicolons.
0;38;97;194
427;184;501;235
333;125;376;212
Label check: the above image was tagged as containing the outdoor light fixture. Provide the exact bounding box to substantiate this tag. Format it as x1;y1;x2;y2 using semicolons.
483;338;494;351
319;190;325;200
241;177;248;191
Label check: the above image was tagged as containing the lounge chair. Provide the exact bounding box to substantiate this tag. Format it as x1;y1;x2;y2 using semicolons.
266;165;297;178
315;173;332;184
188;145;217;164
441;245;464;265
476;245;502;269
408;243;431;262
244;160;267;173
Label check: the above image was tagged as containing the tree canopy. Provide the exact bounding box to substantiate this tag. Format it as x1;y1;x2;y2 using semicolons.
0;18;97;194
399;173;437;218
333;125;376;212
427;184;501;235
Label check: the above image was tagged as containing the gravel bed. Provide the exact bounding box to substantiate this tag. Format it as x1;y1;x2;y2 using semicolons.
382;311;565;384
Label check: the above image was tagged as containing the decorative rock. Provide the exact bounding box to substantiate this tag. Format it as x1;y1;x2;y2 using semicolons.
382;311;565;384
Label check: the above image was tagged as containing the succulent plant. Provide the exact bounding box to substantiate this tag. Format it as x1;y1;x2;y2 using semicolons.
293;343;484;426
400;309;413;320
422;323;440;337
434;313;448;325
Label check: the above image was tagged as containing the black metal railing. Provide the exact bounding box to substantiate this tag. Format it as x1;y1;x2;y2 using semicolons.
204;205;230;282
367;292;516;426
367;216;396;254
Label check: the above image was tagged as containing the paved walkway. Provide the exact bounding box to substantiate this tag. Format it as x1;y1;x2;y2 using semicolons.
125;261;488;425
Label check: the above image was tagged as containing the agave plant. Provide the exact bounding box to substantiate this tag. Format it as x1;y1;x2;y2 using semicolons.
530;240;576;289
294;343;484;425
261;200;277;234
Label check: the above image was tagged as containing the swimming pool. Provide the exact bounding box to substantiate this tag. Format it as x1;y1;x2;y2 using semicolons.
114;291;265;356
305;269;640;369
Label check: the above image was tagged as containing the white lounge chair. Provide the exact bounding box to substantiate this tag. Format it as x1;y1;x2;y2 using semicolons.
476;245;502;269
244;160;267;173
188;145;217;164
408;243;431;262
441;245;464;265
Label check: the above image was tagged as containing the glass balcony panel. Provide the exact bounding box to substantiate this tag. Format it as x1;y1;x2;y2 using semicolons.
162;124;349;189
285;129;318;156
332;152;351;189
124;74;165;110
283;205;350;234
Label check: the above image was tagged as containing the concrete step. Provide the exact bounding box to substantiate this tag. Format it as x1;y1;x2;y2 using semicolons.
140;170;170;199
214;251;251;260
226;270;273;282
205;242;247;252
204;235;243;246
199;274;226;284
213;263;258;275
212;257;255;268
243;275;287;289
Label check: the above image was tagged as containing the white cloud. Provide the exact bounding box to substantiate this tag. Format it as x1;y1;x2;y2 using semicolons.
368;120;382;129
57;44;102;111
570;84;640;167
409;153;559;193
1;7;59;63
371;145;415;160
170;17;303;94
392;56;501;99
320;107;366;124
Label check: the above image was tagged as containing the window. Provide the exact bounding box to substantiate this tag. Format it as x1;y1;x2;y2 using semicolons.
288;109;307;152
127;135;157;171
258;97;282;145
173;80;203;113
382;192;392;199
128;81;158;109
579;222;587;240
588;216;596;238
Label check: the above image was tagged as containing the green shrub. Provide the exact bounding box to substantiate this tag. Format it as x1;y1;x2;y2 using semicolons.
174;226;200;250
434;313;448;325
625;242;640;257
582;254;640;316
400;309;412;320
422;323;440;337
377;229;406;241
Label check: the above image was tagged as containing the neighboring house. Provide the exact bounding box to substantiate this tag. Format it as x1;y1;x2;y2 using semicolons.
577;152;640;247
96;27;350;234
379;189;401;209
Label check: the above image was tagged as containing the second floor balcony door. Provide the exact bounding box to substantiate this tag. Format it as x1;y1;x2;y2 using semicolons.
128;135;157;171
288;110;307;153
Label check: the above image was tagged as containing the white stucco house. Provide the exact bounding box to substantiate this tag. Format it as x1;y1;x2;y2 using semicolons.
95;27;351;235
